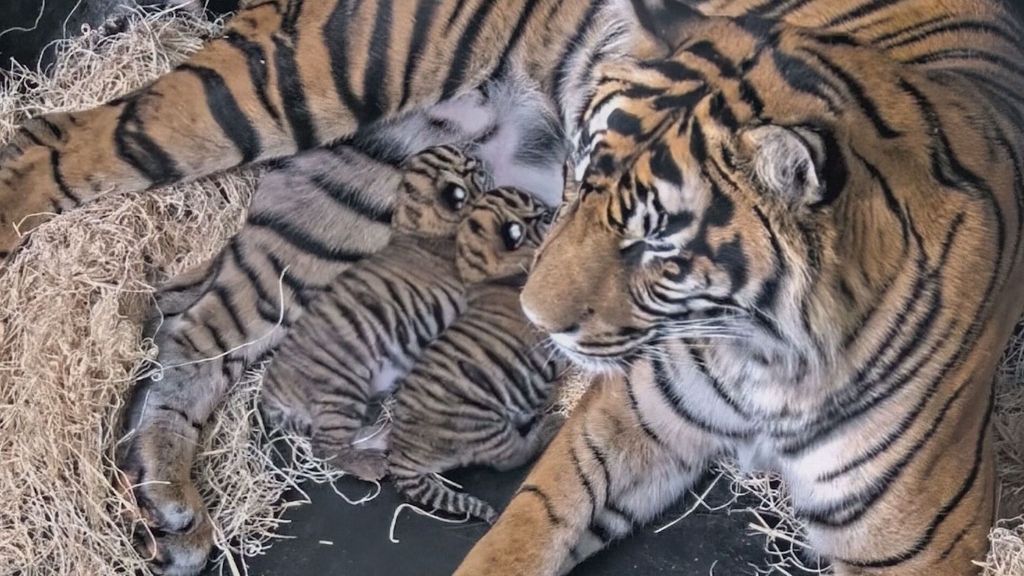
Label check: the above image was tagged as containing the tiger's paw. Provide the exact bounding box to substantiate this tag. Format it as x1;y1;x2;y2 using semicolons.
132;518;213;576
0;152;63;258
118;443;214;575
0;114;85;258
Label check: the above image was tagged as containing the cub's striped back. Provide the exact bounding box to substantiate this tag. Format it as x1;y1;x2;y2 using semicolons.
260;145;488;480
388;187;567;522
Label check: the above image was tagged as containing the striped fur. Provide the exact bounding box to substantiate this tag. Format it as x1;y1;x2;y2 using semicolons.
389;187;568;523
462;2;1024;576
0;0;1017;573
118;76;566;572
259;145;488;481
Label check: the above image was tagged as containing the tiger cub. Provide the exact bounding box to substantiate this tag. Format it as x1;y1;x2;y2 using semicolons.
388;187;568;523
260;144;490;481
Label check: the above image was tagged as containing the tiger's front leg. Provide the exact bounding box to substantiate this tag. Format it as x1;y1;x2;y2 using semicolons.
455;369;726;576
117;141;406;574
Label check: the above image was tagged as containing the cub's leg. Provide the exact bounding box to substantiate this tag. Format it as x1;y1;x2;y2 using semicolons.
491;413;567;472
455;370;726;576
0;0;540;256
390;414;565;523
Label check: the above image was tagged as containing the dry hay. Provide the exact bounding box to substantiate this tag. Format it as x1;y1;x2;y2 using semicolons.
0;8;302;575
0;6;1022;576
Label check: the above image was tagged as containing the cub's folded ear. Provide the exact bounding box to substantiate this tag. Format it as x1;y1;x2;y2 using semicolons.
740;125;827;207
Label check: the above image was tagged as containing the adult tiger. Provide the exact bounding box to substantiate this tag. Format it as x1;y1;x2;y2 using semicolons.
458;4;1024;576
0;0;1019;575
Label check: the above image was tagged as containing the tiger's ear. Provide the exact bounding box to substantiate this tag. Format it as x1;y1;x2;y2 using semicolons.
741;125;824;206
621;0;703;56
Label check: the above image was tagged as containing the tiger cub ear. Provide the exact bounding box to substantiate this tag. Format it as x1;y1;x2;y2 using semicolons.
740;125;824;206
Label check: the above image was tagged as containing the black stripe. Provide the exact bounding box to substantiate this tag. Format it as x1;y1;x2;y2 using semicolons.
551;0;604;109
154;403;202;431
114;96;182;186
651;358;753;439
570;445;598;523
517;485;565;526
362;0;394;121
446;0;473;30
803;383;970;527
908;47;1024;79
442;0;500;99
843;386;994;568
783;216;949;453
281;0;304;34
871;14;949;45
491;0;544;79
180;64;262;164
248;212;366;261
802;48;902;139
223;32;282;125
212;284;248;338
581;424;611;504
310;173;392;223
688;347;748;417
265;251;312;299
49;149;80;206
900;77;1007;307
629;0;700;46
228;240;276;311
939;521;974;560
685;41;739;78
399;0;442;108
885;20;1020;50
624;373;665;445
771;49;843;113
822;0;907;28
173;330;204;357
202;319;232;353
758;0;814;18
324;2;370;126
272;36;318;150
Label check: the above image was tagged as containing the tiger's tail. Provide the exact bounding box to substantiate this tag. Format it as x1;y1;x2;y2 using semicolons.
392;472;498;524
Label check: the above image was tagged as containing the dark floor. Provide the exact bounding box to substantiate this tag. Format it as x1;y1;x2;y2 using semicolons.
232;467;767;576
0;0;239;73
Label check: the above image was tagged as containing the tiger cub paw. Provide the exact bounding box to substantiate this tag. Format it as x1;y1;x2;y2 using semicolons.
320;445;390;481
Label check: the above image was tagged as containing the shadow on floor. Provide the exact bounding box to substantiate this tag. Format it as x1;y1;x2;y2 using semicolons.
226;467;768;576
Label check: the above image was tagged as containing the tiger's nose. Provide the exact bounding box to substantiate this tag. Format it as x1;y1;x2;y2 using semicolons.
520;294;591;335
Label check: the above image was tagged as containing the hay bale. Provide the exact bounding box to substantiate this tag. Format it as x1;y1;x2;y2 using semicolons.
0;7;1021;576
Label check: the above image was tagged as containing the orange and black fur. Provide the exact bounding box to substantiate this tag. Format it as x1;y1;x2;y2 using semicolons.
0;0;1021;575
388;187;567;523
260;144;489;481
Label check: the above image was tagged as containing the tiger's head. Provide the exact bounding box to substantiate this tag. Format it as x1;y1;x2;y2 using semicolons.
520;14;894;372
455;187;553;285
393;144;492;237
